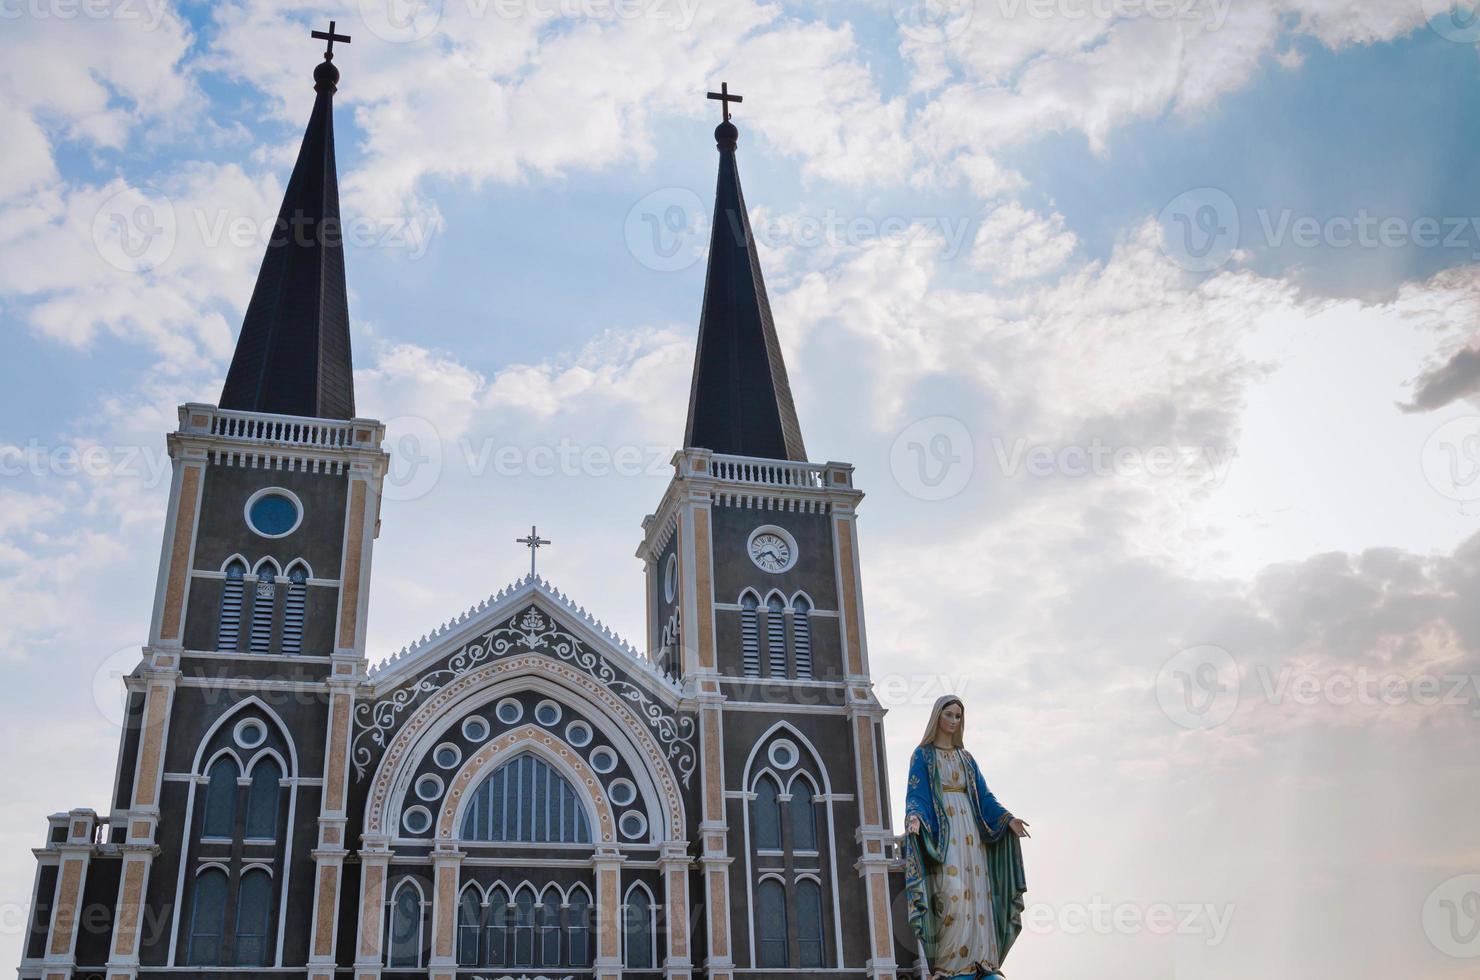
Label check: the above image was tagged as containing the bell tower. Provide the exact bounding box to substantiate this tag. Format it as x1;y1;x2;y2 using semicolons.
80;28;389;980
637;90;900;980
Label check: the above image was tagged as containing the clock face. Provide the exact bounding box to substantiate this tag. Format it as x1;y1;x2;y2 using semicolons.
748;531;793;573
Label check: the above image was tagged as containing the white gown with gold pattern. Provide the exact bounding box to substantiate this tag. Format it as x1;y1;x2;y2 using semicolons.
929;747;999;977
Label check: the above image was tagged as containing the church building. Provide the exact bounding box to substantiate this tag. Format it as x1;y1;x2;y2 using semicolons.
19;29;911;980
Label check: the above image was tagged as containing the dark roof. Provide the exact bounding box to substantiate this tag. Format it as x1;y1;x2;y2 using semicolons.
219;58;355;420
683;121;807;462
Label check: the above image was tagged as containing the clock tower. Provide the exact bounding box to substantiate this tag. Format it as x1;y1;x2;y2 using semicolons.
637;103;900;979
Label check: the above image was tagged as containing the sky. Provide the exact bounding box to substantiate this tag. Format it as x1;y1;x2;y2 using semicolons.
3;0;1480;976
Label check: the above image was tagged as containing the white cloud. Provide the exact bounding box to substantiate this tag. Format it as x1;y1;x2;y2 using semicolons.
971;200;1078;279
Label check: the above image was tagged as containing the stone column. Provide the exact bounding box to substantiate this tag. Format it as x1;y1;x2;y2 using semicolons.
353;835;393;980
41;810;96;980
848;699;899;980
592;848;626;980
659;841;693;978
306;662;362;978
426;845;465;980
106;651;179;980
673;469;736;979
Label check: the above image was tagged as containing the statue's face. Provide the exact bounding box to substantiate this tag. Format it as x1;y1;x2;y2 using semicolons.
939;702;963;735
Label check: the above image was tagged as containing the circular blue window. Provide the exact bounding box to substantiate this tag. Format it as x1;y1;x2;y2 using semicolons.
246;490;301;537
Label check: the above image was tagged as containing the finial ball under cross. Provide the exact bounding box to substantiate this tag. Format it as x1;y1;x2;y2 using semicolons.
516;525;551;578
707;82;743;123
312;20;351;61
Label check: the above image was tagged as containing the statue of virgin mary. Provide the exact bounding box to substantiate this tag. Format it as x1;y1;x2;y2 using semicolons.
904;696;1029;979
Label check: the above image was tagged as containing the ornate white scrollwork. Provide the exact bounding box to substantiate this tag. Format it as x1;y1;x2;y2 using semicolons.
352;605;697;788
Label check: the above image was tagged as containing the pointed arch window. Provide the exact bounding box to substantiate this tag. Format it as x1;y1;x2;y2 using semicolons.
567;886;592;967
790;778;818;852
756;878;789;967
460;754;591;844
388;881;422;968
281;565;307;654
457;887;481;967
201;757;239;839
217;561;246;651
797;879;825;968
233;870;273;966
186;868;228;965
485;886;510;968
740;592;761;676
765;594;787;676
623;886;653;969
244;758;281;839
513;887;536;966
752;775;781;851
248;566;276;653
538;885;562;966
792;595;812;677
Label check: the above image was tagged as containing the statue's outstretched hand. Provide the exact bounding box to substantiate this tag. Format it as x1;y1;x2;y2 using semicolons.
906;814;921;835
1009;817;1030;838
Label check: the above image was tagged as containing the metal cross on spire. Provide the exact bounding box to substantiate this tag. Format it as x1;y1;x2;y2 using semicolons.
707;82;743;123
516;525;551;577
311;20;351;60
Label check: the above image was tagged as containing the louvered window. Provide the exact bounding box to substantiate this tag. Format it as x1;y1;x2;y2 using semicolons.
216;561;246;651
249;568;276;653
766;594;787;676
792;596;812;678
741;593;761;676
281;566;307;654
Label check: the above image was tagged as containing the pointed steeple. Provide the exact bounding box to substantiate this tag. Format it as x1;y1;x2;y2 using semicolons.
683;86;807;462
219;22;355;420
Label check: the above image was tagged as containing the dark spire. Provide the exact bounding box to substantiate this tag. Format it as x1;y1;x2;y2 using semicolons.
219;22;356;420
683;87;807;462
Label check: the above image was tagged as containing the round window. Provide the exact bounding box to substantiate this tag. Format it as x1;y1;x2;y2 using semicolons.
461;716;490;742
244;489;303;538
619;811;647;840
415;774;444;801
589;747;618;774
402;806;433;835
234;718;266;749
433;743;462;769
664;554;678;603
608;778;637;807
768;739;799;771
495;698;523;725
534;699;562;727
565;721;593;748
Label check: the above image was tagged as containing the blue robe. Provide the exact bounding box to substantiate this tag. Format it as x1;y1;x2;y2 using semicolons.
904;744;1027;977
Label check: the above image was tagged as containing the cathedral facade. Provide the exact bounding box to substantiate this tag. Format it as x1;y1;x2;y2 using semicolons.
19;39;910;980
